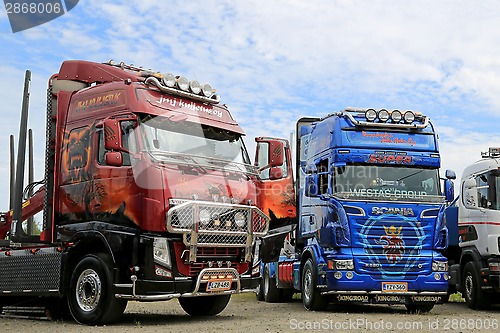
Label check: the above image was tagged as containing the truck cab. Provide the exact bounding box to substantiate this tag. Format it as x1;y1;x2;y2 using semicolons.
448;147;500;309
0;61;286;324
257;108;455;313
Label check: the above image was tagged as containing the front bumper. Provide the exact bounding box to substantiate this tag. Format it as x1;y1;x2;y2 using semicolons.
115;268;259;301
318;270;448;304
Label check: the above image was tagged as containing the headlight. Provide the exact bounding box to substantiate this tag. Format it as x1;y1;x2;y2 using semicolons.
190;80;202;94
489;262;500;273
176;76;189;91
334;259;354;270
234;212;246;228
199;209;211;226
202;83;214;97
153;237;171;268
162;73;176;87
404;111;415;123
378;109;390;122
432;261;448;272
391;110;402;123
365;109;377;122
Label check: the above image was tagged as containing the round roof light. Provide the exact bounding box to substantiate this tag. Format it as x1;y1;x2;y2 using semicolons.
404;111;415;123
391;110;402;123
378;109;390;122
202;83;214;97
162;73;176;88
365;109;377;122
190;80;202;94
176;76;189;91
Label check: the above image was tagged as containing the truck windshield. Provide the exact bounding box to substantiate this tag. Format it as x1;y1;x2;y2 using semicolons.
333;164;443;203
139;115;252;172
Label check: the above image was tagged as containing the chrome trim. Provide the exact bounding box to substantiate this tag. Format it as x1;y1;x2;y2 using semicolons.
115;268;250;301
343;205;366;217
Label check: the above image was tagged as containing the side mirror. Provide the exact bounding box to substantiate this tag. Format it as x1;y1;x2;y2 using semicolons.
444;179;454;203
304;175;317;197
269;166;283;180
105;151;123;167
445;169;456;180
268;140;284;168
104;119;123;151
463;178;478;209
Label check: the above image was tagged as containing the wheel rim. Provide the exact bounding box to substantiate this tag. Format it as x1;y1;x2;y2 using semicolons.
464;273;473;301
303;268;312;303
76;268;102;312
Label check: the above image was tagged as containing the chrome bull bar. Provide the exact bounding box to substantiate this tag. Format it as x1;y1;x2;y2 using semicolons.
166;200;269;262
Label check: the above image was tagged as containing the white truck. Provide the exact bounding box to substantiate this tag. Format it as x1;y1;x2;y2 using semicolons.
448;147;500;309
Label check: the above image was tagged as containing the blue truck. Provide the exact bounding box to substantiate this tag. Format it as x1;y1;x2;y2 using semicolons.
255;107;455;312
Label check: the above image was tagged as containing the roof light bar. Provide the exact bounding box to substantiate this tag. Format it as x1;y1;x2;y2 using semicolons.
104;60;220;104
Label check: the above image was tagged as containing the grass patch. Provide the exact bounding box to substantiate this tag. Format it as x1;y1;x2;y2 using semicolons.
448;292;465;302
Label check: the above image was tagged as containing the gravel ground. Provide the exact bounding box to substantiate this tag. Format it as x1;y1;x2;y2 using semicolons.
1;293;500;332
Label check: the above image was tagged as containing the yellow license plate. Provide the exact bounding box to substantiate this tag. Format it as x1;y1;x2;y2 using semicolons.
207;280;232;292
381;282;408;292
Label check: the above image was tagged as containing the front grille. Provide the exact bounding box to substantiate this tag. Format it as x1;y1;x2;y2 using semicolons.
167;200;269;247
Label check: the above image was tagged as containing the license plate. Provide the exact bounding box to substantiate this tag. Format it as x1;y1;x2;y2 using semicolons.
207;280;232;292
382;282;408;292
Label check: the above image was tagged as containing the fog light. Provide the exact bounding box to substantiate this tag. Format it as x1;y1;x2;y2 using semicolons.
378;109;390;122
391;110;402;123
434;273;441;281
404;111;415;123
346;271;354;279
365;109;377;122
199;209;210;226
202;83;214;97
189;80;202;94
334;272;342;279
177;76;189;91
162;73;176;87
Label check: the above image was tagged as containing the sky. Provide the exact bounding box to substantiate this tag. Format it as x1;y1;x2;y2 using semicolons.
0;0;499;212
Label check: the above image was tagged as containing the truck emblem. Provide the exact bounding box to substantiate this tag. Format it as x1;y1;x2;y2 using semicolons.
377;225;405;264
371;207;415;216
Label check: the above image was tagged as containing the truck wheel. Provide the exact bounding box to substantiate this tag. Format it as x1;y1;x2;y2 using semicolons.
405;303;434;313
179;295;230;316
68;254;127;325
255;277;265;301
263;264;280;303
463;262;491;310
302;259;328;311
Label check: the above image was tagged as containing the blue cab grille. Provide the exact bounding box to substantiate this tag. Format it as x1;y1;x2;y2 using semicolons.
350;215;434;277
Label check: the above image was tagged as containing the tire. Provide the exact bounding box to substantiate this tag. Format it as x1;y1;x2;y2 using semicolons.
301;259;328;311
255;277;265;301
463;262;491;310
179;295;230;316
405;303;434;313
67;254;127;325
263;264;280;303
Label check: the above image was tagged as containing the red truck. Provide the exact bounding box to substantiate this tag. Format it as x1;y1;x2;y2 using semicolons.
0;60;292;325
